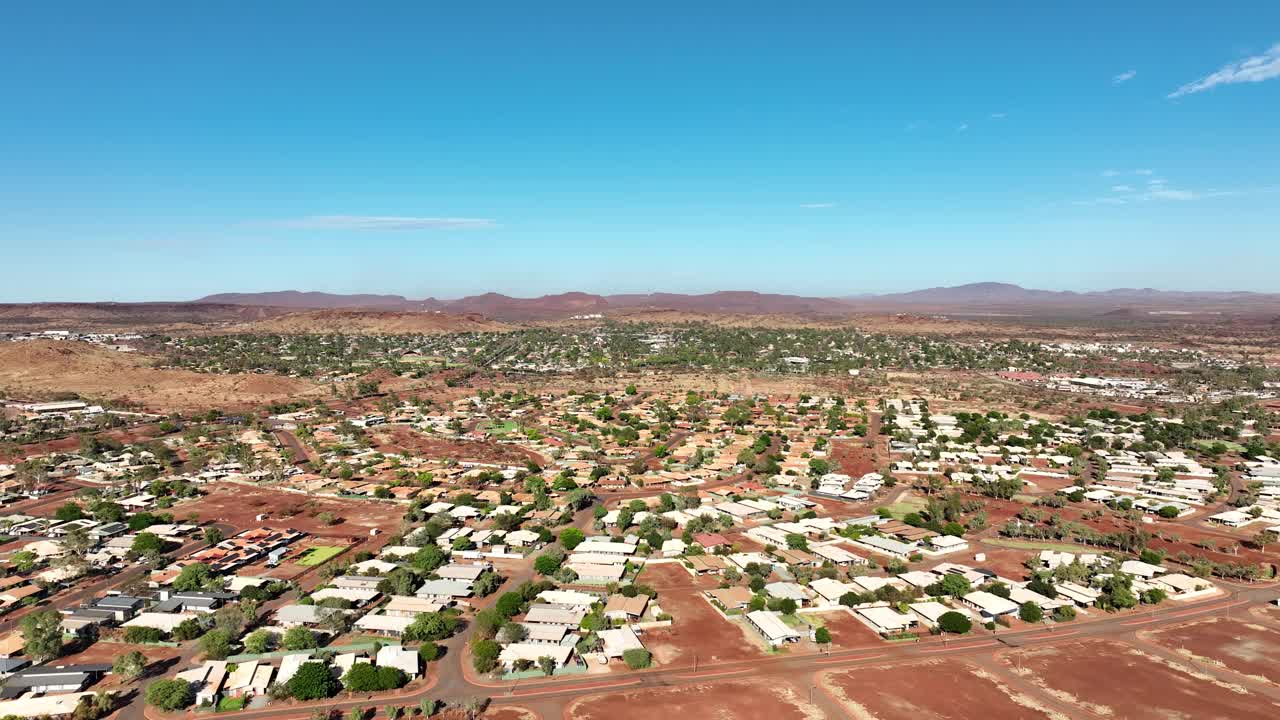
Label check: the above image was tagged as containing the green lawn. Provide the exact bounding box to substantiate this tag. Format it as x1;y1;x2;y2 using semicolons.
1195;439;1246;453
982;538;1081;554
217;696;246;712
881;496;927;519
479;420;519;436
295;546;345;566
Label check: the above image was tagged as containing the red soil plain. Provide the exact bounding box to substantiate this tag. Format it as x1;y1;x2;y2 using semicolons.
372;426;547;467
821;658;1062;720
567;679;825;720
999;638;1280;720
633;562;766;665
176;482;405;539
1143;616;1280;685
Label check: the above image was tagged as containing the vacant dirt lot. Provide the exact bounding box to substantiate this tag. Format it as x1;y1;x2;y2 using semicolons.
1143;616;1280;685
58;641;183;688
999;639;1280;719
810;610;884;649
821;658;1063;719
635;562;766;665
0;341;318;412
568;679;824;720
372;426;546;467
176;482;406;539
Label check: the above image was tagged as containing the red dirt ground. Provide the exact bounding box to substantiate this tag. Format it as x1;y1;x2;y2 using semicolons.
821;658;1059;719
1143;616;1280;685
830;439;879;478
999;638;1280;719
57;641;182;688
810;610;884;649
175;482;406;539
567;679;824;720
634;562;766;664
371;426;546;467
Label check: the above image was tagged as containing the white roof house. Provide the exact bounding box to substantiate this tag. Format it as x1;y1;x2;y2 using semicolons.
909;601;966;626
535;590;598;609
745;610;801;646
811;544;866;565
498;643;574;670
809;578;853;604
355;614;415;636
598;626;645;658
1118;560;1166;579
575;540;637;555
764;582;812;604
854;535;916;558
857;606;917;635
122;612;199;633
962;591;1020;618
375;645;419;677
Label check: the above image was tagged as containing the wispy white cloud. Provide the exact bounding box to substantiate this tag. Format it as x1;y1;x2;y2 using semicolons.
956;123;969;132
989;112;1007;119
1111;185;1134;192
1101;169;1120;177
1168;43;1280;98
800;202;838;209
1134;169;1153;175
1113;69;1138;85
904;121;922;131
279;215;496;230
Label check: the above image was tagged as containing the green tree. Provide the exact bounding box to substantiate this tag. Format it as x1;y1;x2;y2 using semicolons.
20;609;63;662
11;550;37;573
283;626;319;650
55;502;85;521
243;629;273;654
203;527;225;545
471;639;501;673
342;663;383;692
814;627;832;645
172;563;215;592
112;650;147;681
145;679;195;711
199;629;233;660
937;611;972;634
289;661;340;700
1018;602;1044;623
495;592;525;618
131;532;165;558
559;527;586;551
622;648;651;669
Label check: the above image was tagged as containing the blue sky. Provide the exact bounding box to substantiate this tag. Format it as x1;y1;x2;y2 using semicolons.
3;2;1279;301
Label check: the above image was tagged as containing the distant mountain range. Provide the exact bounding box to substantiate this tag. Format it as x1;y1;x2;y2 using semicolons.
190;283;1280;321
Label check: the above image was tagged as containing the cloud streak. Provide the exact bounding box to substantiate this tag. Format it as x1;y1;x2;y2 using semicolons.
279;215;497;230
1113;69;1137;85
1168;44;1280;98
800;203;838;209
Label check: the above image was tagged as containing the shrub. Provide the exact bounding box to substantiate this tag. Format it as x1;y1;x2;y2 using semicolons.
283;626;319;650
1053;605;1077;622
146;679;195;711
418;642;442;662
472;639;501;673
1018;602;1044;623
289;661;340;700
814;627;832;644
937;611;971;634
622;648;652;669
124;626;165;644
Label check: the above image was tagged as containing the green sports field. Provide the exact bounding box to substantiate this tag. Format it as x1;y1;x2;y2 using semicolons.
295;546;345;566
